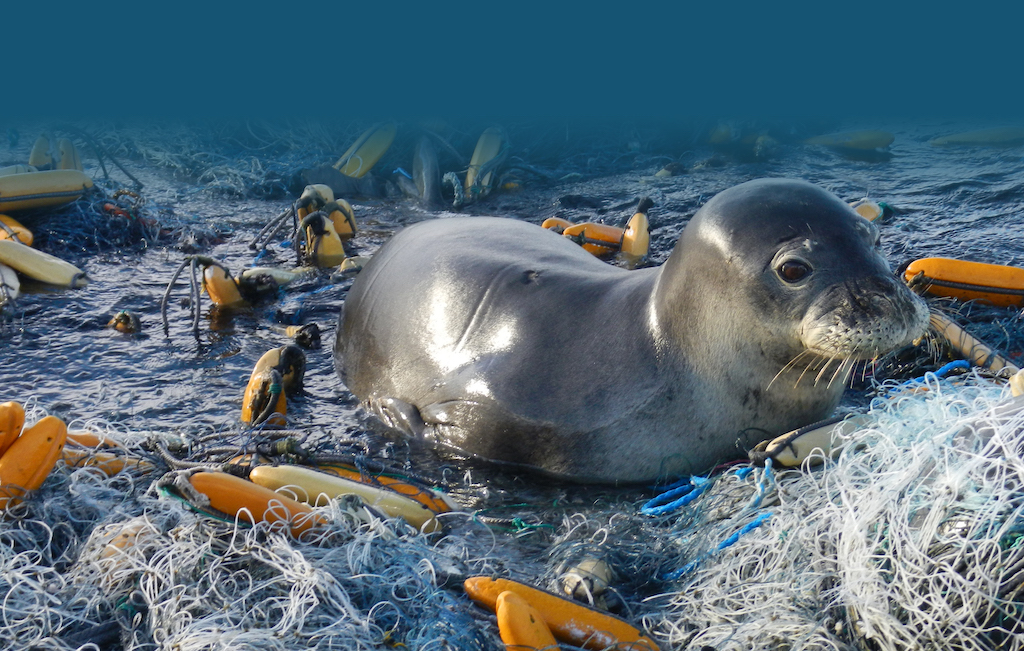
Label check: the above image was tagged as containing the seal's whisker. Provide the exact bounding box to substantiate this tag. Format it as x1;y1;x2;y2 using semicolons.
793;352;821;388
801;352;834;388
768;350;813;391
814;356;839;386
827;355;854;389
788;350;825;389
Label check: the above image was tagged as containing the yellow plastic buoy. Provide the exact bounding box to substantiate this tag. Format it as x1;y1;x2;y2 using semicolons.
0;165;38;177
241;345;305;426
0;262;20;303
0;169;93;212
61;447;155;476
28;135;52;169
0;239;88;287
301;212;348;268
562;222;625;257
295;184;335;219
318;462;459;514
749;414;873;467
201;263;245;307
188;471;327;538
848;199;890;222
542;199;651;267
237;266;314;287
107;310;142;334
928;311;1020;376
249;464;444;533
0;401;26;457
57;138;83;171
620;199;652;269
66;429;125;449
465;127;506;198
334;123;397;178
540;218;573;234
0;214;34;245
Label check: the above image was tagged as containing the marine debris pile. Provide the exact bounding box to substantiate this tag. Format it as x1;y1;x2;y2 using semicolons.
2;118;1024;650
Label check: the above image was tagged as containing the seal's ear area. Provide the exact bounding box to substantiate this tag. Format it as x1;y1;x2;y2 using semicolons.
848;213;883;249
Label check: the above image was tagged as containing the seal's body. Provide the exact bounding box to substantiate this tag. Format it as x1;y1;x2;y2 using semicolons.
335;179;929;482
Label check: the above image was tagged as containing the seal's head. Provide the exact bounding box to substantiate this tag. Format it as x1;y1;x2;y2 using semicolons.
658;178;928;388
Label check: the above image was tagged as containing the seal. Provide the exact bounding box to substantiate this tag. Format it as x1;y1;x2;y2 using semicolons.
335;179;929;482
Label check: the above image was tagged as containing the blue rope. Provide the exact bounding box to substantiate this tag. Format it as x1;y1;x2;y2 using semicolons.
934;359;971;378
640;476;710;516
734;466;754;480
891;359;972;395
663;512;774;580
747;458;774;510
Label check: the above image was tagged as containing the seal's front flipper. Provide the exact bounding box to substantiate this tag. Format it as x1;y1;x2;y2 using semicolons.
367;397;427;438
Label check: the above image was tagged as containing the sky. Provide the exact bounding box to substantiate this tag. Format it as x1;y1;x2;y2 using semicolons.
6;2;1022;121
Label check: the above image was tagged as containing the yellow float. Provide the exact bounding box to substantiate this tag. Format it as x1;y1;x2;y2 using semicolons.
465;127;506;199
0;414;68;512
541;198;652;268
0;239;88;287
334;123;397;178
0;169;92;212
188;471;327;538
249;464;445;533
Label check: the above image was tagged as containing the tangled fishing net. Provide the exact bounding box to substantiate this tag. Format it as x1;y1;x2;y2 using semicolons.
4;373;1024;650
548;372;1024;651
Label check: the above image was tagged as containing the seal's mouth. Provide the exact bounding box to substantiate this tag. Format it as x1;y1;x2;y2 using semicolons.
771;277;931;389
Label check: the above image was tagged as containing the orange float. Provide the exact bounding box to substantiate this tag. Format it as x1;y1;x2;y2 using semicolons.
904;257;1024;307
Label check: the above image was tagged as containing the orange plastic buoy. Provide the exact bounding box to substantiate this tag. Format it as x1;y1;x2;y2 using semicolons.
561;222;624;257
0;215;34;246
464;576;659;651
904;257;1024;307
0;401;26;457
0;415;68;511
188;471;327;538
318;463;458;514
496;590;559;650
61;448;155;476
541;217;574;234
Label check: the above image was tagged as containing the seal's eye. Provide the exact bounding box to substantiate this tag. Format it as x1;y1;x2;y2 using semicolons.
777;260;811;283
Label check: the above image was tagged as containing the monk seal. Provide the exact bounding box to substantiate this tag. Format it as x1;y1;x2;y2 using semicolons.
334;178;929;483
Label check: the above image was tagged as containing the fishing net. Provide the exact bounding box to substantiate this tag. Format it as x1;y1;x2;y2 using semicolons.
3;372;1024;650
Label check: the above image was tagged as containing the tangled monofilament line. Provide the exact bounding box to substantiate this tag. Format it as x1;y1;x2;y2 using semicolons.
631;374;1024;651
5;375;1024;650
